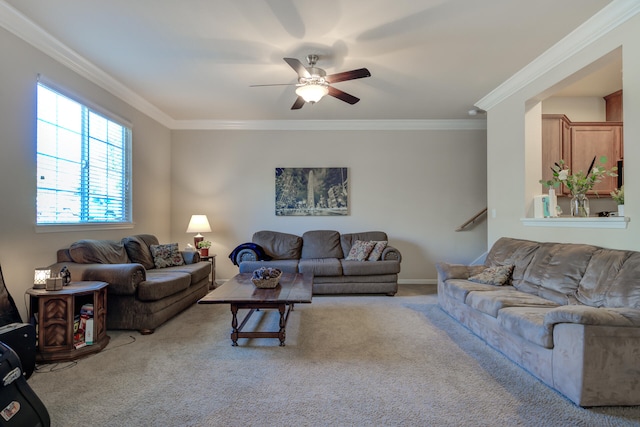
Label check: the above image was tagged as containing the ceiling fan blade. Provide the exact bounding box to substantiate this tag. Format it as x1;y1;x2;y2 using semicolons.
326;68;371;84
291;96;306;110
249;83;297;87
327;86;360;105
283;58;311;78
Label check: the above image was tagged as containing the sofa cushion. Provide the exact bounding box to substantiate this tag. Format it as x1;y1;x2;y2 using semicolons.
239;259;299;274
341;260;400;276
441;279;515;303
252;231;302;260
301;230;343;259
484;237;540;288
466;288;559;318
367;241;388;261
341;231;388;259
345;240;376;261
498;307;555;349
122;234;159;270
468;265;514;286
150;243;185;268
69;239;130;264
298;258;342;276
576;249;640;308
163;262;211;285
518;242;598;304
137;271;191;301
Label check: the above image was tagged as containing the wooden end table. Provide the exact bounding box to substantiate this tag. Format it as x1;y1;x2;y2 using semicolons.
27;281;109;362
198;273;312;346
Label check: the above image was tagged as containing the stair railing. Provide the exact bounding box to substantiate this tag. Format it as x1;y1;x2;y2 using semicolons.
455;207;488;232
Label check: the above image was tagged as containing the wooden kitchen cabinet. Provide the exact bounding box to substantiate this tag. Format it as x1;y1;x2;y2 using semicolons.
541;115;571;189
542;114;622;196
570;123;622;195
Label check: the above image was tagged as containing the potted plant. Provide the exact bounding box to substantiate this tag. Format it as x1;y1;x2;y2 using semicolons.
610;185;624;217
197;240;211;256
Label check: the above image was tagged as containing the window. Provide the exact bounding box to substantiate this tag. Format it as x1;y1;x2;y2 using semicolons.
36;82;132;225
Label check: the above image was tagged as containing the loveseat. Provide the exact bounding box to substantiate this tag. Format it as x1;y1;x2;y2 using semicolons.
233;230;402;295
436;237;640;407
50;235;211;334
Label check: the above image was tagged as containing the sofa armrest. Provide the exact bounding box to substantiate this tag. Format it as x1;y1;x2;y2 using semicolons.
544;305;640;328
48;262;146;296
381;246;402;262
435;262;485;281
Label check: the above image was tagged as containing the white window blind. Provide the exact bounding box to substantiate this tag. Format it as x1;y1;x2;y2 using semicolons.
36;83;132;225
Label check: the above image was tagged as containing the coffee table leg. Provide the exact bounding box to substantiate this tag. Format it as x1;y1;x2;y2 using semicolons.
278;304;286;346
230;304;239;346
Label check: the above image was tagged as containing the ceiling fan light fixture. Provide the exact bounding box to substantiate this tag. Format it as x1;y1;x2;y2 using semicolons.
295;84;329;103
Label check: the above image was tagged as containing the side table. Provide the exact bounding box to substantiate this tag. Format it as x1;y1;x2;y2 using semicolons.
26;281;110;363
200;254;216;289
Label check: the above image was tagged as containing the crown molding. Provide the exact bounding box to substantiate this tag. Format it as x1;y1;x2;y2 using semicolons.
475;0;640;111
170;119;486;131
0;0;175;127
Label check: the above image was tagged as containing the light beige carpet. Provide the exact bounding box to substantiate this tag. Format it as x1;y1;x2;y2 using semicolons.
28;284;640;426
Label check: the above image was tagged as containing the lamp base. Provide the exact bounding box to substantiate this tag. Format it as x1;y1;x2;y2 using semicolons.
194;236;204;250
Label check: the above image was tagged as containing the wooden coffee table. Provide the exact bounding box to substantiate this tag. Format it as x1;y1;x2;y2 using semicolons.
198;273;312;346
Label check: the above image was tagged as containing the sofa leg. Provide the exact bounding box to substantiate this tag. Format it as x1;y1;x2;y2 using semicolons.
139;328;155;335
386;292;396;296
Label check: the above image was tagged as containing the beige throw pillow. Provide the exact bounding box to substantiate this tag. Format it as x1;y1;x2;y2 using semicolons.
468;265;514;286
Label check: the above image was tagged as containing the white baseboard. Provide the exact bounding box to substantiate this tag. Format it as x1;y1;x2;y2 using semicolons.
398;279;437;285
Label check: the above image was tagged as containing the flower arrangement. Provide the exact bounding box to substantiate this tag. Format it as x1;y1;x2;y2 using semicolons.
539;156;617;196
197;240;211;249
610;186;624;205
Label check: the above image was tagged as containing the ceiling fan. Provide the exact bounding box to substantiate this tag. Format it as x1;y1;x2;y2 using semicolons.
251;54;371;110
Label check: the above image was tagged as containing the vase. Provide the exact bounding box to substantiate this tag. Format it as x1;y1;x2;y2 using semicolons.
570;193;590;217
618;204;625;217
200;248;209;257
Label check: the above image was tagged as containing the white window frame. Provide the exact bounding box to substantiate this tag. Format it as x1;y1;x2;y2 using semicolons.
36;79;133;232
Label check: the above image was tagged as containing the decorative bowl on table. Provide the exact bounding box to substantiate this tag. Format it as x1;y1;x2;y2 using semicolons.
251;267;282;288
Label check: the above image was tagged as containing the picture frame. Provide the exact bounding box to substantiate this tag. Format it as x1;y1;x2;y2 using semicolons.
275;167;348;216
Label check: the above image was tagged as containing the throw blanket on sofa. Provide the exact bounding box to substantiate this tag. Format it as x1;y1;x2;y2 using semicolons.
229;243;271;266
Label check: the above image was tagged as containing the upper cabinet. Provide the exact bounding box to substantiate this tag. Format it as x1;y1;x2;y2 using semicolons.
542;107;622;196
604;90;623;121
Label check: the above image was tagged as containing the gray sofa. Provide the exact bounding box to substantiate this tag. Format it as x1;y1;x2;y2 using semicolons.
436;237;640;407
235;230;402;295
50;234;211;334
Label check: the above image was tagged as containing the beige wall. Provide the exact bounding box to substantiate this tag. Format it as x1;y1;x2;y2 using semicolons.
0;28;172;320
541;96;606;122
486;13;640;249
170;129;487;283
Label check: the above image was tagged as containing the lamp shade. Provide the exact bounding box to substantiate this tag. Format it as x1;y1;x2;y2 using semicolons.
34;268;51;289
295;84;328;103
186;215;211;233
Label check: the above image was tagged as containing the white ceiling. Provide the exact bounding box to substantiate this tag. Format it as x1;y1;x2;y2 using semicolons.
3;0;618;123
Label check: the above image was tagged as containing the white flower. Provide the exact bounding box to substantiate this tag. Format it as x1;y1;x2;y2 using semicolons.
558;169;569;181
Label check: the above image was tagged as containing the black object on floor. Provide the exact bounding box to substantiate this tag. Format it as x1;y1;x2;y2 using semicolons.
0;342;50;427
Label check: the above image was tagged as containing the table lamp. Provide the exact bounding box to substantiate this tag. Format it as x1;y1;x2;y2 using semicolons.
34;268;51;290
186;214;211;249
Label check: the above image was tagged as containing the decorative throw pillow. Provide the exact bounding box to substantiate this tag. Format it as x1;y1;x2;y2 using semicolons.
468;265;514;286
345;240;376;261
150;243;185;269
367;241;388;261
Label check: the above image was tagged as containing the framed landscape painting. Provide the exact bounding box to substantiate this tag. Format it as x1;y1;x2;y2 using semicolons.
275;167;348;216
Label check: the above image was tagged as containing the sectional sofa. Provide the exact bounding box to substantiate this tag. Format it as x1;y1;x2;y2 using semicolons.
436;237;640;407
50;234;211;334
233;230;402;295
